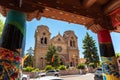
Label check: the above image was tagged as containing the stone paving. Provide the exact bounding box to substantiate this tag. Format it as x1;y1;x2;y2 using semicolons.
30;73;95;80
61;73;94;80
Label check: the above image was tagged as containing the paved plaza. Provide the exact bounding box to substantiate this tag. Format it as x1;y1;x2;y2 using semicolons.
30;73;94;80
61;73;94;80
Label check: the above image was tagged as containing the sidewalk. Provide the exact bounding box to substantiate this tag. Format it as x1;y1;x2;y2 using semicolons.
61;73;93;78
29;75;79;80
30;73;94;80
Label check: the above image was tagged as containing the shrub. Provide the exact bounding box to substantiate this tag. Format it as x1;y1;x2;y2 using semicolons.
58;65;66;70
89;63;95;68
32;68;40;72
45;65;54;71
77;64;85;69
23;66;34;72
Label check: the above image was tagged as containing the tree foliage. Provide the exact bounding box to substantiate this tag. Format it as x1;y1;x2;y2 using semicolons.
45;44;60;68
82;32;99;67
24;47;34;67
0;15;4;37
24;53;34;67
116;53;120;57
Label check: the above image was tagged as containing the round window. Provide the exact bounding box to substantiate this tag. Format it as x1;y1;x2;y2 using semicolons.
57;46;62;52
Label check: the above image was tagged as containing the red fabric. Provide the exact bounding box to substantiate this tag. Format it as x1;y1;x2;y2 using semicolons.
52;55;54;63
97;30;112;43
109;8;120;27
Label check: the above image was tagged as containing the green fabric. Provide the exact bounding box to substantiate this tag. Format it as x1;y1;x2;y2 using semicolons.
5;10;26;35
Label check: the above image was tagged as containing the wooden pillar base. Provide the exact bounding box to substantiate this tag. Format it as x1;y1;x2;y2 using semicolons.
0;10;26;80
97;30;120;80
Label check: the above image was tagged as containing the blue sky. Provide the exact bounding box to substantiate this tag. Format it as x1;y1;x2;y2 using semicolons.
26;17;98;58
26;17;120;58
1;16;120;58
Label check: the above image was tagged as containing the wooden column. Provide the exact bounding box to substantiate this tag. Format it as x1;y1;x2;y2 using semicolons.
0;10;26;80
97;30;120;80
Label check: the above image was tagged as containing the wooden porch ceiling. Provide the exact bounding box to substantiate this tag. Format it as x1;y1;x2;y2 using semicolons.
0;0;120;33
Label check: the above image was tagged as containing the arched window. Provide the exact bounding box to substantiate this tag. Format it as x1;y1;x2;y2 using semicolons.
70;37;76;47
73;40;75;47
70;40;72;47
43;32;46;35
41;37;44;44
70;40;76;47
40;37;47;44
70;62;73;67
44;37;47;44
58;38;61;41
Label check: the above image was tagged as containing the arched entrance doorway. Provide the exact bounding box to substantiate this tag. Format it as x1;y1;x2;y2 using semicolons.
59;55;66;65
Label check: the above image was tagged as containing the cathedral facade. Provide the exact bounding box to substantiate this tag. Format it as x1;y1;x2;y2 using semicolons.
34;25;79;69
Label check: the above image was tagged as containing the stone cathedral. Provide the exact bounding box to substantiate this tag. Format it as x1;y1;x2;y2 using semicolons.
34;25;79;69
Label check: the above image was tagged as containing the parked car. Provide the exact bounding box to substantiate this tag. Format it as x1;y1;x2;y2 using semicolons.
94;68;103;80
39;70;60;77
22;74;30;80
36;76;63;80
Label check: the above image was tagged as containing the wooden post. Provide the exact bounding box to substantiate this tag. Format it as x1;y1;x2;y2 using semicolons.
0;10;26;80
97;30;120;80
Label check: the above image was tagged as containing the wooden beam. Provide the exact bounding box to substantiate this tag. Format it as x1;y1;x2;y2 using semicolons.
104;0;120;14
97;0;109;5
83;0;97;8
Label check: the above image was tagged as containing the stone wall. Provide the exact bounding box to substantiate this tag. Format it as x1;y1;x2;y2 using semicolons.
23;72;39;78
58;69;95;75
59;69;80;75
23;69;95;78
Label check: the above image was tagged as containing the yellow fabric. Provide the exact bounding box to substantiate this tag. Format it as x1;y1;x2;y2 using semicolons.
105;74;120;80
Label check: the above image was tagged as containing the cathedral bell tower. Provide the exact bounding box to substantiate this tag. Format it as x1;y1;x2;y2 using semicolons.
34;25;51;69
63;30;79;67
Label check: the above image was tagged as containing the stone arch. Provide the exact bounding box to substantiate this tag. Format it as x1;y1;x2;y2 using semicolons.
59;55;66;65
44;37;47;44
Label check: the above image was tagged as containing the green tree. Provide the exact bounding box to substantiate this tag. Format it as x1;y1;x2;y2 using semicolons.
24;54;34;67
0;14;4;37
82;32;99;67
45;44;60;68
24;47;34;67
116;53;120;57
